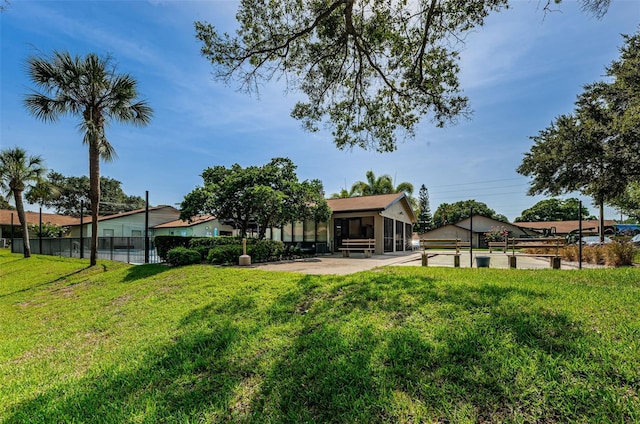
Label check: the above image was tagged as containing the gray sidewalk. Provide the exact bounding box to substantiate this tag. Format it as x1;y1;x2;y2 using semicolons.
251;251;601;275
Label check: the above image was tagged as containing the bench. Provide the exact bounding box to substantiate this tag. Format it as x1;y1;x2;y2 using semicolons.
338;239;375;258
506;237;566;269
420;238;470;267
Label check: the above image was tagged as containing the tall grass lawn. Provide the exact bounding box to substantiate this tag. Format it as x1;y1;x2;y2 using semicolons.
1;249;639;423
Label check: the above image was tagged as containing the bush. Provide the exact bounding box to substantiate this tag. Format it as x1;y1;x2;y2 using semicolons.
155;236;192;261
562;245;579;262
205;239;287;264
189;236;244;249
166;247;201;266
251;240;285;262
604;241;635;267
189;236;244;260
583;246;605;265
207;245;244;265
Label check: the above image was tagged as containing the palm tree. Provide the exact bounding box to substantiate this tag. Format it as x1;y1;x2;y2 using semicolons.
329;188;350;199
0;147;46;258
25;51;153;266
349;170;414;197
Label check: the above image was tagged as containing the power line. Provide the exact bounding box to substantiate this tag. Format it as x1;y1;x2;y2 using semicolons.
428;177;524;189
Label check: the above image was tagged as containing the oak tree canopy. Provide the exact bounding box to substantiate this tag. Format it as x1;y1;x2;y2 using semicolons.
195;0;612;152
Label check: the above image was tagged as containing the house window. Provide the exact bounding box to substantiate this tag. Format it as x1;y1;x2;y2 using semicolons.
103;229;114;237
405;223;412;250
304;220;315;242
293;221;303;242
131;230;142;237
395;220;404;251
384;218;393;252
282;223;292;242
316;221;327;242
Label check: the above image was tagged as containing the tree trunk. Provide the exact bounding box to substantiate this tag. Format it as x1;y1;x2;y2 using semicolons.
89;141;101;266
13;190;31;258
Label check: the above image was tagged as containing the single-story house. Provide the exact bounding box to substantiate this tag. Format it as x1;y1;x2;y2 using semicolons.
419;215;533;248
0;209;79;239
325;193;417;255
259;193;417;255
152;215;235;237
513;220;617;237
67;205;181;238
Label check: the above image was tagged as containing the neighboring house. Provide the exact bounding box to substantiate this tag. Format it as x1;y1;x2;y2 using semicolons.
514;220;617;237
67;205;181;238
325;193;417;255
419;215;532;248
0;209;78;239
152;215;235;237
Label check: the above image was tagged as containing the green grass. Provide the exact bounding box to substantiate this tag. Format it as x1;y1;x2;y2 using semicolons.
1;249;639;423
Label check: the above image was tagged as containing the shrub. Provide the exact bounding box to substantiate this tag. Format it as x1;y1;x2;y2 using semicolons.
190;236;244;249
154;236;192;261
251;240;285;262
207;245;244;265
604;241;635;267
166;247;201;266
562;245;579;262
190;236;253;260
583;246;605;265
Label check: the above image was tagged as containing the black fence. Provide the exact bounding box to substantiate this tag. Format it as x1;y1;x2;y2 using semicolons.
11;236;160;264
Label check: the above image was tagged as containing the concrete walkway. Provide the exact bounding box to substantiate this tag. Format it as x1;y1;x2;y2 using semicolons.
251;251;602;275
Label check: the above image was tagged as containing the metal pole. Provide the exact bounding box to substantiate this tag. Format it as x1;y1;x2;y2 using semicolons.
10;213;14;253
39;206;43;254
579;201;583;270
144;191;149;264
469;207;473;267
80;201;84;259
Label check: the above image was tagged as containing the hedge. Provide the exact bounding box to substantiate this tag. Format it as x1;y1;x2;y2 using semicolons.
157;236;288;264
166;247;202;266
207;239;286;264
154;236;193;260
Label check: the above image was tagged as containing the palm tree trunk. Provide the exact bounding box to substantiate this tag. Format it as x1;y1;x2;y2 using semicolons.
89;141;101;266
13;190;31;258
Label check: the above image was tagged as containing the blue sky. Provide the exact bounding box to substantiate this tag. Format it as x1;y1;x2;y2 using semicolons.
1;0;639;220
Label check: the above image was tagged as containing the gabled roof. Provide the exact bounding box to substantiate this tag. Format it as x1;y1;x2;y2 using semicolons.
152;215;218;229
72;205;179;225
514;220;617;234
327;193;406;212
327;193;417;222
0;209;80;227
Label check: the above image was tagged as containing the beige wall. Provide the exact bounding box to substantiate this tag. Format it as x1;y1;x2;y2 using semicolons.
422;225;471;242
331;207;415;255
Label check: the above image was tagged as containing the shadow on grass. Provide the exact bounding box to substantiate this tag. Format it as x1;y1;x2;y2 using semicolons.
5;272;636;422
0;266;91;299
122;263;171;282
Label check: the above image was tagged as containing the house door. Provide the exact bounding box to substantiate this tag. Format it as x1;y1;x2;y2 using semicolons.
334;218;351;251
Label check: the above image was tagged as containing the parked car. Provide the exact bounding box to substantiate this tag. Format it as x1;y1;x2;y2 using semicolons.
631;234;640;245
579;236;613;246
